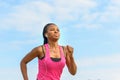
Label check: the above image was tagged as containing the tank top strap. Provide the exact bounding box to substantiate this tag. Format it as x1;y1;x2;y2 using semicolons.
44;43;49;57
59;46;65;58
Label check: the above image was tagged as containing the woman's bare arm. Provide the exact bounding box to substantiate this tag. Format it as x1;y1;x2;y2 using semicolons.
64;45;77;75
20;46;43;80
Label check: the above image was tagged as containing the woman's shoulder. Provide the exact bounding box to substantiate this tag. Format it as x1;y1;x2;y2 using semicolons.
32;45;45;58
32;45;44;53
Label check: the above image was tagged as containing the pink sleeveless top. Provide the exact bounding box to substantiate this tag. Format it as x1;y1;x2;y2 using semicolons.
37;44;66;80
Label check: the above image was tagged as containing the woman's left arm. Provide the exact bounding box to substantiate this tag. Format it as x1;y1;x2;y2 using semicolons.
65;45;77;75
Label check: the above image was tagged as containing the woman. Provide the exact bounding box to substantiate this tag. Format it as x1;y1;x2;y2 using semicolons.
20;23;77;80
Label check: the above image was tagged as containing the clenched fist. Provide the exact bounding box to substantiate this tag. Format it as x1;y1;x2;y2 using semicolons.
65;45;74;57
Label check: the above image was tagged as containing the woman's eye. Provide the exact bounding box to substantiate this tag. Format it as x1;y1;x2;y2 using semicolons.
50;29;54;31
49;28;59;32
57;29;60;32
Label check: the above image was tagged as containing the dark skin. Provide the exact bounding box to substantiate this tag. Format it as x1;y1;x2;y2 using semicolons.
20;25;77;80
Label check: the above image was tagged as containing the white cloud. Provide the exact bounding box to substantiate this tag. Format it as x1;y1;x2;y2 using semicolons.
74;23;102;30
52;0;97;21
108;28;120;36
0;39;40;51
82;12;100;22
79;53;120;67
99;0;120;23
0;1;9;7
0;62;38;80
0;67;22;80
61;53;120;80
0;1;53;35
54;0;97;8
111;0;120;5
0;0;99;33
79;67;120;80
1;0;120;33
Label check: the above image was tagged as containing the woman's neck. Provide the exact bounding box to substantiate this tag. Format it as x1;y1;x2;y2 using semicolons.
48;41;58;49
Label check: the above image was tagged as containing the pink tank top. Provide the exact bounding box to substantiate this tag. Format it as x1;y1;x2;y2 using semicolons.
37;44;66;80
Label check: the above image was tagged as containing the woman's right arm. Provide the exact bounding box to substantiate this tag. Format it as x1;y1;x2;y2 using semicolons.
20;46;43;80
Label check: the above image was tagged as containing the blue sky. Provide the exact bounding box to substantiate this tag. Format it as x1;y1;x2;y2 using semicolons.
0;0;120;80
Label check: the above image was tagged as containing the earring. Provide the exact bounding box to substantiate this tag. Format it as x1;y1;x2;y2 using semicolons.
45;35;48;37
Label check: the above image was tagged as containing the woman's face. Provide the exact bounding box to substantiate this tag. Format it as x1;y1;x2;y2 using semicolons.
46;24;60;41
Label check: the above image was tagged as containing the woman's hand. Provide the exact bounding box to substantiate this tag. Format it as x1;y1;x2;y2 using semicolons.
65;45;74;58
